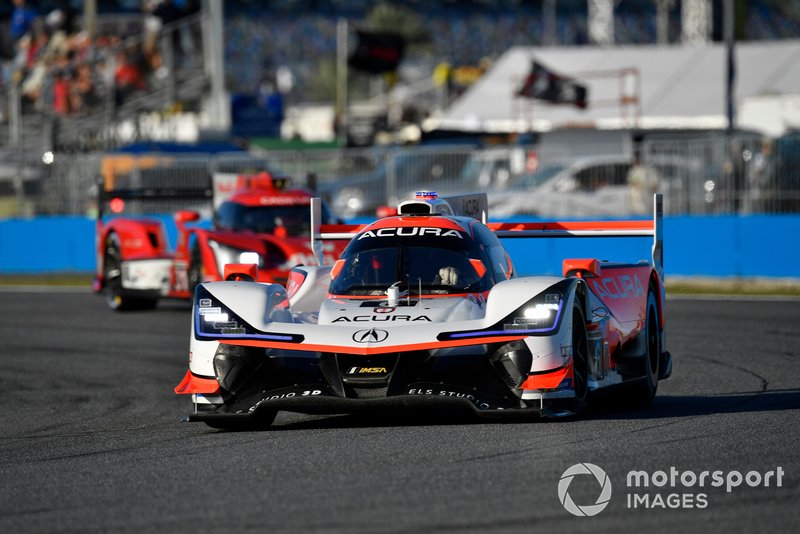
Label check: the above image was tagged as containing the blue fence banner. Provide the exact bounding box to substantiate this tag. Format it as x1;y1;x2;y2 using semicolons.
0;215;799;278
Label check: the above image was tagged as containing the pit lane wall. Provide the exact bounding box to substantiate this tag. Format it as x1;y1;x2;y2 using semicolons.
1;215;799;278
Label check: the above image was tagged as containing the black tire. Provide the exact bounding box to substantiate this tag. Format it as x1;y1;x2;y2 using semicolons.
631;289;660;405
103;233;158;312
204;410;278;431
187;243;204;294
569;305;590;414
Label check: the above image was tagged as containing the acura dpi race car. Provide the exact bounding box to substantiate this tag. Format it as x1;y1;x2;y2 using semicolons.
94;171;344;311
175;192;672;428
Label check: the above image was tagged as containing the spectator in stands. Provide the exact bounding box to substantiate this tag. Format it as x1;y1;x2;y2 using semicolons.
70;63;99;114
52;68;70;115
627;151;659;214
745;139;774;214
11;0;38;44
114;50;147;105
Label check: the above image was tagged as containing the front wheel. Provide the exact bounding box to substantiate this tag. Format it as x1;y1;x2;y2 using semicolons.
569;305;590;414
103;234;158;311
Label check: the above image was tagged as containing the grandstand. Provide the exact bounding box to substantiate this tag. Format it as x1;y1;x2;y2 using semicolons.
3;1;800;145
1;1;799;218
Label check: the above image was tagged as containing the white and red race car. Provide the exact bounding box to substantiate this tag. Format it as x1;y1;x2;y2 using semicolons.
94;171;345;311
176;192;672;428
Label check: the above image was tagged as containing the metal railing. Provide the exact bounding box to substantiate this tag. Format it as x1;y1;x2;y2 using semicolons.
1;133;799;220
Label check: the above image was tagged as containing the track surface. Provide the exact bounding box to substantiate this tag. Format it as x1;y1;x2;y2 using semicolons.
1;291;799;533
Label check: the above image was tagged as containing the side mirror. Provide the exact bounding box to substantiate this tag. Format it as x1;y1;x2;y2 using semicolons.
175;210;200;224
376;205;398;218
330;258;346;279
224;262;258;282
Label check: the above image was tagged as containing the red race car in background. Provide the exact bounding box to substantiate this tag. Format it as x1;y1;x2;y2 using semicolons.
94;171;345;311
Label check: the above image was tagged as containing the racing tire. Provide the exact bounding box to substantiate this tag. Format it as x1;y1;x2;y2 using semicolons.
203;410;278;431
631;289;660;405
187;243;204;295
569;305;590;414
103;234;158;312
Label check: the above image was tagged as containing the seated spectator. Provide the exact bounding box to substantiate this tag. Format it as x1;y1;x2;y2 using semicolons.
114;51;146;105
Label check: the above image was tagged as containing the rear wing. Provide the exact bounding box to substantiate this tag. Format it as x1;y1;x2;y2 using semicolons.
310;197;364;265
310;194;663;279
487;194;664;279
96;179;212;220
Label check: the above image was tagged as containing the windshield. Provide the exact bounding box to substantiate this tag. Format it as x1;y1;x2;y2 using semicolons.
329;229;492;296
214;202;320;235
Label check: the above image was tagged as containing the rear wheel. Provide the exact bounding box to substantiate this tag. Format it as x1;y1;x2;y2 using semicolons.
103;234;158;311
631;290;660;404
569;305;590;413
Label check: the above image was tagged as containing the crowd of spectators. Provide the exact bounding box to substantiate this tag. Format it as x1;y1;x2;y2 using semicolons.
1;0;198;120
3;0;800;123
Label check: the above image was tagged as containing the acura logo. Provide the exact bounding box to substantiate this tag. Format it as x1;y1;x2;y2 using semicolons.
353;328;389;343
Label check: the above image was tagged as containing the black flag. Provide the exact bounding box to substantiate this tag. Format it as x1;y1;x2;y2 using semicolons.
348;30;406;74
517;61;588;109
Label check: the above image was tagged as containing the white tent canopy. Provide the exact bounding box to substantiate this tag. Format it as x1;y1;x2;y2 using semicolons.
431;41;800;137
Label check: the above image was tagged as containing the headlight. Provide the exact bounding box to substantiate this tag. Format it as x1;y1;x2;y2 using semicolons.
437;280;572;341
193;286;297;342
504;291;563;333
208;240;261;276
195;287;248;337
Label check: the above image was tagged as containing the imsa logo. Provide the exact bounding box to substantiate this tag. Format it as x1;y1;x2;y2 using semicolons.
347;367;388;374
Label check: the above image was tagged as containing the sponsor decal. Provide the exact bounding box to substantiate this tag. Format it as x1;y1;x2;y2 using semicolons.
457;197;483;218
407;388;492;410
347;367;388;374
352;328;390;343
357;227;463;240
199;298;213;308
249;389;323;412
333;315;431;323
258;195;310;206
591;274;645;301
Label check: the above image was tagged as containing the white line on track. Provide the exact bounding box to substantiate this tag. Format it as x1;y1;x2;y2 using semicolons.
0;285;91;293
667;293;800;302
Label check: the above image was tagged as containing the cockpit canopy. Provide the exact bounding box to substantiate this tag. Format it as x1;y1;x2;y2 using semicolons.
214;200;336;236
329;221;498;296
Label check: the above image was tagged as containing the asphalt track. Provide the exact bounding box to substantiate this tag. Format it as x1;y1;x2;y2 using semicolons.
1;291;798;533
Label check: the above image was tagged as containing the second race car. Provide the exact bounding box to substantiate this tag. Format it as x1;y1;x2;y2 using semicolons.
94;171;345;311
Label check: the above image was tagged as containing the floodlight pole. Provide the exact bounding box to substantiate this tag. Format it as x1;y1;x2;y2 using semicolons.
724;0;736;132
336;18;349;147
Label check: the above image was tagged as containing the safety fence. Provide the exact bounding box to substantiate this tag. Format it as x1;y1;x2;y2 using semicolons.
0;133;799;219
2;214;799;279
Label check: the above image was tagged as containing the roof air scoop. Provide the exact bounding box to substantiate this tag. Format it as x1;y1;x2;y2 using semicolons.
398;191;453;216
396;192;488;223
